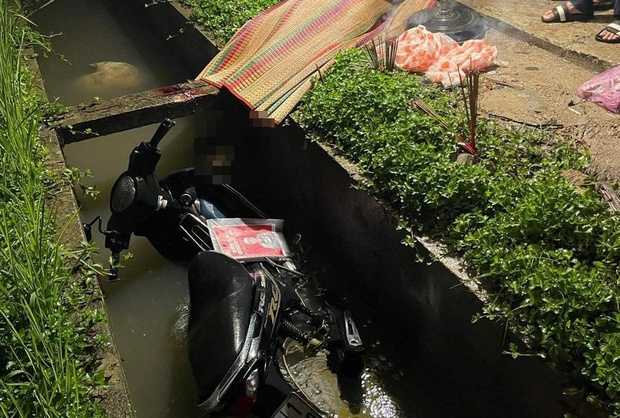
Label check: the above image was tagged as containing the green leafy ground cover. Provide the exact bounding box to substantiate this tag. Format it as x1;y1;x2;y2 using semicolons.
0;2;106;416
296;49;620;415
179;0;280;46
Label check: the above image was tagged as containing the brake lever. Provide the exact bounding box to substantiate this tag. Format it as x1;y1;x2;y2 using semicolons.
82;216;125;282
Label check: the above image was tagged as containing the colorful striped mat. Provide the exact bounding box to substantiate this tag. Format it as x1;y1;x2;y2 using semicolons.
197;0;436;123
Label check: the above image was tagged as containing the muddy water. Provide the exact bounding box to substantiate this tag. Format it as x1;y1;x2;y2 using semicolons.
34;0;201;416
65;121;201;417
34;1;416;417
34;0;185;105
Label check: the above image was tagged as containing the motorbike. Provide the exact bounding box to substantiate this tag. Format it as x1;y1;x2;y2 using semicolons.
87;119;365;417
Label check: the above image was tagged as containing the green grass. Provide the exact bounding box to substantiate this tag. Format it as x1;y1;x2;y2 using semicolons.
0;2;106;416
296;48;620;415
179;0;281;46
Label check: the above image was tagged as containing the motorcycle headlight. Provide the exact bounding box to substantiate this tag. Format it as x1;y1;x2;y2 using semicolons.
111;176;136;213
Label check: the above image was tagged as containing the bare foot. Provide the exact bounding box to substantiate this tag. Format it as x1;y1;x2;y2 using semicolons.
598;30;619;41
595;21;620;43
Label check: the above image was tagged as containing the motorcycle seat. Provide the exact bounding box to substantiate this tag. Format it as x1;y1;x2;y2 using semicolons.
187;250;254;401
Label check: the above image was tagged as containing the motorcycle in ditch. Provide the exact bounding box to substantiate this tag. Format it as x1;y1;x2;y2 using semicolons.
86;119;365;417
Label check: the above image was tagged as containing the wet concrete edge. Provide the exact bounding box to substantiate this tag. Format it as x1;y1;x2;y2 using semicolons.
28;53;135;416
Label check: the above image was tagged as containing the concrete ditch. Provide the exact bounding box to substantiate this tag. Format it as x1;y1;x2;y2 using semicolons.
30;64;135;417
48;1;609;416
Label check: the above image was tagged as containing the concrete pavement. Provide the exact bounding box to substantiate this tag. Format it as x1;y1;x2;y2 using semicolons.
460;0;618;72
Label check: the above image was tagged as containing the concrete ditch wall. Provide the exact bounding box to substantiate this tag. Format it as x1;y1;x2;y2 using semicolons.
260;122;570;418
41;129;134;418
30;64;135;417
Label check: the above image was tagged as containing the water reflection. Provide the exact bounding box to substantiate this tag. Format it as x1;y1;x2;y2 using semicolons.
34;0;188;105
283;340;405;418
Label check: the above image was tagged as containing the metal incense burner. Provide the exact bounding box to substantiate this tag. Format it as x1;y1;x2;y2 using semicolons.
406;0;486;43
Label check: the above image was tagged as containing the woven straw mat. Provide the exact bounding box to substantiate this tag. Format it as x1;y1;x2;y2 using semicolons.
197;0;436;123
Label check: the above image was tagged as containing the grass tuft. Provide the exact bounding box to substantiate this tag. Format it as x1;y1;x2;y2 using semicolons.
0;1;106;416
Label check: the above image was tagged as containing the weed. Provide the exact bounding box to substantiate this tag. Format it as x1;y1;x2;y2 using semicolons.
297;48;620;414
0;2;106;416
178;0;280;46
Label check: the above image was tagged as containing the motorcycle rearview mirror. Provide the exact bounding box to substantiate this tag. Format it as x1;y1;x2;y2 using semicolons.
149;118;176;148
83;216;105;242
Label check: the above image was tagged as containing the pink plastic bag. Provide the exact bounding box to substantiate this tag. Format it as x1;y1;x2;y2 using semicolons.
577;65;620;113
396;25;497;87
395;25;458;72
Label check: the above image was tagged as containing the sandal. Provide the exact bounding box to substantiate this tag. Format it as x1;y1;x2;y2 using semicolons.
551;0;614;11
556;0;614;12
593;0;614;11
541;4;590;23
595;21;620;43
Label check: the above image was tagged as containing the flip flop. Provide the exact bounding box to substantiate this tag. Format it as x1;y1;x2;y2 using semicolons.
593;0;614;11
595;21;620;43
554;0;614;8
541;4;590;23
551;0;614;11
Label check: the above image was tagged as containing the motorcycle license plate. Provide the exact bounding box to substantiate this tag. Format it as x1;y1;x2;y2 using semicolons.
272;392;323;418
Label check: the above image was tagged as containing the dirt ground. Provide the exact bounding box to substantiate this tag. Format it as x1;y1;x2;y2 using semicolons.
457;3;620;183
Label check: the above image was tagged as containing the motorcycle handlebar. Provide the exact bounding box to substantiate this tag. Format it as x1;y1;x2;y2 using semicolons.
104;119;177;282
179;187;197;209
148;118;176;148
